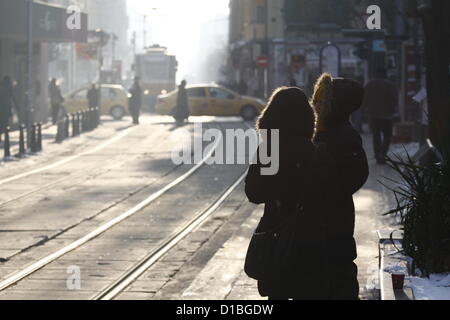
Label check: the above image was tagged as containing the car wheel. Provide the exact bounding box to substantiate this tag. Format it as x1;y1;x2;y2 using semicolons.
240;105;258;121
110;105;125;120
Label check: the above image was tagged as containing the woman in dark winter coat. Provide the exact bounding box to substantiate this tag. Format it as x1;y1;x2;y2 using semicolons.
245;87;333;300
175;80;189;123
310;73;369;299
0;76;17;141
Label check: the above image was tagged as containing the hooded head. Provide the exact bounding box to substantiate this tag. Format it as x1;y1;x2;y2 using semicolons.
311;73;364;131
257;86;315;140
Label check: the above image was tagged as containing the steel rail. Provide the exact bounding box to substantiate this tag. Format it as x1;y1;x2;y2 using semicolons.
0;133;222;291
94;171;247;300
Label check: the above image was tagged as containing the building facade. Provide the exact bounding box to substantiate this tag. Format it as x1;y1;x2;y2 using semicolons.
0;0;87;124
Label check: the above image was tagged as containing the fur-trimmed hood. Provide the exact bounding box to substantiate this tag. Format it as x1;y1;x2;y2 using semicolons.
312;73;364;128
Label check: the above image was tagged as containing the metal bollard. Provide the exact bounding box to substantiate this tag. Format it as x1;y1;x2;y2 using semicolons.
74;113;79;136
3;126;11;159
65;115;70;139
30;123;37;153
55;120;63;143
81;111;85;133
88;109;93;131
94;107;100;128
19;124;26;157
72;113;77;137
77;111;83;135
37;123;42;152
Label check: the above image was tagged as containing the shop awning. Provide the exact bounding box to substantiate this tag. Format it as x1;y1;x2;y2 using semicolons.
0;0;88;42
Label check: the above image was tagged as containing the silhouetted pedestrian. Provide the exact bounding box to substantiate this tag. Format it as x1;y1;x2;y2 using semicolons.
245;87;334;300
129;77;142;125
362;68;398;164
311;73;369;300
49;78;64;125
175;80;189;124
87;84;100;109
238;79;248;95
0;76;17;142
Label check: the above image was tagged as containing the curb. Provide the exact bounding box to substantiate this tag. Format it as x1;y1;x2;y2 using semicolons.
378;230;415;300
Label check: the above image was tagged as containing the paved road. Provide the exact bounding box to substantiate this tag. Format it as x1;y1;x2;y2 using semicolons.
0;116;399;300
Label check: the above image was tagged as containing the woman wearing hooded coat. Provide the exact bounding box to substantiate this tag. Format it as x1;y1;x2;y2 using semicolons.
310;73;369;299
245;87;335;300
175;80;189;123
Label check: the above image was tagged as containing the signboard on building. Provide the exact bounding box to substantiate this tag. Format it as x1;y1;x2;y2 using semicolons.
0;0;88;43
76;43;98;60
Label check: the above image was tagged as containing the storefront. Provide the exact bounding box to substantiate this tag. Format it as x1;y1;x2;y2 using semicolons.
0;0;87;123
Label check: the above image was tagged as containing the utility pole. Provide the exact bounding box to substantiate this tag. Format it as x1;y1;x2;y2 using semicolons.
132;31;136;57
143;15;147;50
111;33;117;62
97;29;105;125
25;0;34;148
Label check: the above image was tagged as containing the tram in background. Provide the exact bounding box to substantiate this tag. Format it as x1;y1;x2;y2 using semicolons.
134;45;178;112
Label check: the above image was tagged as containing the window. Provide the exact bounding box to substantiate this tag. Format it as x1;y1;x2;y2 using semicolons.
187;87;206;98
209;88;232;100
101;88;117;98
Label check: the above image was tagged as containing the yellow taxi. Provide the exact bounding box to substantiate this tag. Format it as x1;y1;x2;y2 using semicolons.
155;84;266;120
63;84;130;120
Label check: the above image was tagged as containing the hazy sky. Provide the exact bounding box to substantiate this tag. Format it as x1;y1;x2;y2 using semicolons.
127;0;230;81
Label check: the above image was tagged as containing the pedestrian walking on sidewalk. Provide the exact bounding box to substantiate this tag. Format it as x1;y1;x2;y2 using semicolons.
129;77;142;125
244;87;334;300
174;80;189;124
87;84;100;109
0;76;17;142
311;73;369;300
48;78;64;125
362;68;398;164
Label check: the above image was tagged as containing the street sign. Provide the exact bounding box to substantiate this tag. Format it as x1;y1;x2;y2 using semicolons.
256;56;269;68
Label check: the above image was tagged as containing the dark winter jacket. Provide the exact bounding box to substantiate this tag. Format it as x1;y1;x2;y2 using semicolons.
245;135;334;298
314;78;369;263
0;82;16;121
87;88;100;108
362;78;398;119
175;85;189;121
129;83;142;110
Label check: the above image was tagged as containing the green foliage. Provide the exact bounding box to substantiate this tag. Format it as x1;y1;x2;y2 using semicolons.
383;144;450;276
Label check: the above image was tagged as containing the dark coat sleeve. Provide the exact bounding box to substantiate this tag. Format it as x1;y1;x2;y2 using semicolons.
245;162;281;204
332;126;369;195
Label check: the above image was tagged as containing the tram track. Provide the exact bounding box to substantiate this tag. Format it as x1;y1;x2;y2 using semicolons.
0;124;224;292
0;120;254;300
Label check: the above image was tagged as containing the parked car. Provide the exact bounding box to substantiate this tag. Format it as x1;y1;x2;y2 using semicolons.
155;84;265;120
63;84;130;120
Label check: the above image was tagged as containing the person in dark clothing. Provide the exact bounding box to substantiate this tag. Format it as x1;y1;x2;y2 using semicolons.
0;76;17;142
362;68;398;164
129;77;142;125
49;78;64;125
311;73;369;300
175;80;189;124
245;87;335;300
87;84;100;109
238;80;248;95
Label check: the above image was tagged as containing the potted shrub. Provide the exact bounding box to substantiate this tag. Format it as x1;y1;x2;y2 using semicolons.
382;141;450;276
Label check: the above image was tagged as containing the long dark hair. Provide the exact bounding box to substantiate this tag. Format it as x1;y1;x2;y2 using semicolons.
256;87;315;140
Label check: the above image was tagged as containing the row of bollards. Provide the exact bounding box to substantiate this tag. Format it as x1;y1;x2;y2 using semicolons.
55;107;100;143
2;122;43;160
